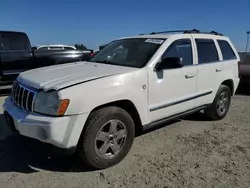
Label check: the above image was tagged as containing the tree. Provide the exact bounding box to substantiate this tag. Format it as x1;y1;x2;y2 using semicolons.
74;44;88;50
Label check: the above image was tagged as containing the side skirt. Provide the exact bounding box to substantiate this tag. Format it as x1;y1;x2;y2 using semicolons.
142;105;210;132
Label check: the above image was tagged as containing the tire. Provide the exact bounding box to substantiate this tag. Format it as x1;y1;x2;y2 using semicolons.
204;85;231;120
78;106;135;170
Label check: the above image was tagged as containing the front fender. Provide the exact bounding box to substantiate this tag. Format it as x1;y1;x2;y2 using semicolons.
59;69;150;125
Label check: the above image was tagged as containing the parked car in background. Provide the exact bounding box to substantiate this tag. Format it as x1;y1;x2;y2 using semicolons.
32;44;76;51
0;31;92;90
238;52;250;84
33;45;94;58
3;29;240;169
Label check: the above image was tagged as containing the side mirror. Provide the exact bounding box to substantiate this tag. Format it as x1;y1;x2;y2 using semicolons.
155;57;183;71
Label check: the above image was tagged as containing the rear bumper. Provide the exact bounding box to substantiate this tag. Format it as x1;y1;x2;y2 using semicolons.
3;97;89;149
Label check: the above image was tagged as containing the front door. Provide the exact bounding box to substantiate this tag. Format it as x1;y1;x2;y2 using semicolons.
148;37;198;122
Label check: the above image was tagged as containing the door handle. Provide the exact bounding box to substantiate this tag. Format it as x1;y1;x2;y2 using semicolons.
185;73;196;79
216;68;222;72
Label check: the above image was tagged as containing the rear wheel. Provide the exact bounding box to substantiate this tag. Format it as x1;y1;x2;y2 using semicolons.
78;106;135;170
205;85;231;120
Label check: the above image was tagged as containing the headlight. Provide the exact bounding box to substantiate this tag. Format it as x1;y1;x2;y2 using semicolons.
34;90;69;116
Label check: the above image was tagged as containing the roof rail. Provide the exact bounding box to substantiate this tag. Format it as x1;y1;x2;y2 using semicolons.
209;31;223;36
139;29;223;36
149;29;200;35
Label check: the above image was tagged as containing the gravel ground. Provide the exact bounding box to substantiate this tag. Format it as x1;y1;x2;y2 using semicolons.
0;88;249;188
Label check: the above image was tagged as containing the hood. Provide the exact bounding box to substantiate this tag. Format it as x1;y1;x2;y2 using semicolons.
17;61;137;91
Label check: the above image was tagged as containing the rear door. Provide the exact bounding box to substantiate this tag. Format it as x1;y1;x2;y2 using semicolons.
0;32;33;81
193;37;224;106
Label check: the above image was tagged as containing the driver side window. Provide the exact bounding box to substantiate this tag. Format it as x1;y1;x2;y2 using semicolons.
162;39;193;66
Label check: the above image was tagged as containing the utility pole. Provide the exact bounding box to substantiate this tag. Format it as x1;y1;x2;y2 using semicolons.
246;31;250;51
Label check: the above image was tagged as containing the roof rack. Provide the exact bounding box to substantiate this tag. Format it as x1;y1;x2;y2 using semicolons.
209;30;223;36
140;29;223;36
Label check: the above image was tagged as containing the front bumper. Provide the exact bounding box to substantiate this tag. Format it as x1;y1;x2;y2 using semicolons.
3;97;89;149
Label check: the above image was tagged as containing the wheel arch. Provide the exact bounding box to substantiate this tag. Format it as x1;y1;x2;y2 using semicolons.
87;100;143;136
221;79;234;95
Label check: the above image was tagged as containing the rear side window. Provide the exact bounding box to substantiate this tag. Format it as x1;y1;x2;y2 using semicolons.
2;33;30;51
217;40;236;60
195;39;219;64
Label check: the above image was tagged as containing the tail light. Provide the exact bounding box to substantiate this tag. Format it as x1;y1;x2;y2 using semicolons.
90;52;94;57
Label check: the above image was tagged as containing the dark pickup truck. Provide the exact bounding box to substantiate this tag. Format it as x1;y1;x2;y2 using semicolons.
0;31;91;89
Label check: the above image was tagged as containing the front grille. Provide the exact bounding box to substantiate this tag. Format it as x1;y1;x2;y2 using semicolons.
11;82;37;111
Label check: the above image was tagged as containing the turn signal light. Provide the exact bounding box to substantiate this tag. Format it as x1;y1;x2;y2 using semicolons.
58;99;70;116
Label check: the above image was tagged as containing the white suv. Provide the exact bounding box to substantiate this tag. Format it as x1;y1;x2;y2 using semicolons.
3;29;240;169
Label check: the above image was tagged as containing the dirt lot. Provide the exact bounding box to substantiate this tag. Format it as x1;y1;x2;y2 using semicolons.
0;89;249;188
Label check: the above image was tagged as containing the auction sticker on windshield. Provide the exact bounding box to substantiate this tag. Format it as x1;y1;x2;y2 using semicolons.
145;39;164;44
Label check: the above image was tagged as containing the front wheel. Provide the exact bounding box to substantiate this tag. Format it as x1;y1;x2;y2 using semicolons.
204;85;231;120
78;106;135;170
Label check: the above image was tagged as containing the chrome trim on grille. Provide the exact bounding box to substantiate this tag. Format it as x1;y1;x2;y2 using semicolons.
17;86;21;105
31;92;37;112
21;88;25;108
26;91;30;110
11;82;38;112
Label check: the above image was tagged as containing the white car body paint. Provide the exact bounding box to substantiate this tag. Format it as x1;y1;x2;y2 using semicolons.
3;32;240;149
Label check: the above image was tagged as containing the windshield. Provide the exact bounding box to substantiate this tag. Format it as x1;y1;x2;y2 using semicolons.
89;38;165;68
